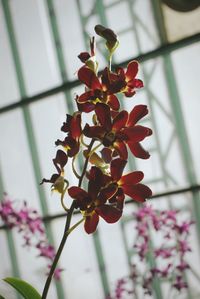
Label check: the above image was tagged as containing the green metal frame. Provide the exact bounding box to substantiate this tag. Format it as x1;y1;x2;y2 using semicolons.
1;1;65;298
0;170;21;299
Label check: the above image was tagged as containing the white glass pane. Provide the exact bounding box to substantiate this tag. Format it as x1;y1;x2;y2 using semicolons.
99;221;129;283
0;3;19;107
0;109;41;212
0;231;13;278
172;44;200;183
52;218;104;298
53;0;86;81
12;229;57;298
9;0;61;95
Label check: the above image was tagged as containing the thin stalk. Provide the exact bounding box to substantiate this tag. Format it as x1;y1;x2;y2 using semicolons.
60;185;69;212
41;139;95;299
72;156;81;179
67;218;85;235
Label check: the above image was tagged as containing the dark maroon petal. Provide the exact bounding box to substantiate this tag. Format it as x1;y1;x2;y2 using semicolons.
61;114;72;133
133;78;143;88
68;140;80;157
78;91;93;103
40;174;60;185
128;142;150;159
101;67;111;91
98;183;118;202
107;94;120;111
53;150;68;173
95;103;112;130
56;136;79;157
124;89;136;97
71;112;82;139
101;147;113;163
88;167;104;199
125;60;138;81
110;158;127;182
83;124;105;139
78;52;90;63
123;126;152;142
78;66;102;90
112;110;128;132
68;186;88;201
113;188;125;210
119;171;144;186
111;110;120;119
96;205;122;223
76;101;95;113
122;184;152;202
102;67;126;94
113;141;128;160
84;212;99;234
127;105;148;127
116;67;126;81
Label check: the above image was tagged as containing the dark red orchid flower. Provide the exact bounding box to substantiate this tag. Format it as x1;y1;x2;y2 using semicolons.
101;61;143;97
83;103;152;160
125;104;152;159
78;37;98;74
77;60;143;113
116;60;143;97
78;37;95;63
55;112;82;157
40;150;67;193
95;25;118;53
109;158;152;202
68;166;122;234
77;66;120;113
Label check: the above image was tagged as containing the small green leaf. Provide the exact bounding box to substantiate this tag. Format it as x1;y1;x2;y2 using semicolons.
0;295;5;299
4;277;41;299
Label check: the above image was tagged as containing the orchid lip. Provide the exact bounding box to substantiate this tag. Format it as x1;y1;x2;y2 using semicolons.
103;132;116;146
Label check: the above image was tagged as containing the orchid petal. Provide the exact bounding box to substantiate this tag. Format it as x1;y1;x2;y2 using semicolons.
126;61;139;80
83;124;105;139
99;183;118;202
128;142;150;159
119;171;144;186
122;184;152;202
127;105;148;126
113;141;128;160
88;167;104;199
95;103;112;130
111;158;127;182
107;94;120;111
78;66;102;89
84;212;99;234
112;110;128;132
68;186;88;201
53;150;68;173
123;126;152;142
96;205;122;223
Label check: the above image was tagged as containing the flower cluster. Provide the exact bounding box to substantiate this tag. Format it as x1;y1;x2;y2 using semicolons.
41;25;152;234
108;205;194;298
0;194;62;279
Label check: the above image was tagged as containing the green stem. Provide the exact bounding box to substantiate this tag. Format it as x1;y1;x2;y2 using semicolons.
41;139;95;299
60;185;69;212
72;156;81;179
41;201;75;299
67;218;85;235
109;54;112;71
